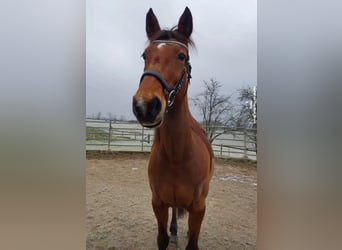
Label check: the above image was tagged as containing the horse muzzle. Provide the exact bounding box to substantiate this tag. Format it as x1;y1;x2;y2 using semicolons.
132;96;164;128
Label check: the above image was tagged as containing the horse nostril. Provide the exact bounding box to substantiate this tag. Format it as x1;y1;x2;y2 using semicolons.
132;98;144;119
148;97;162;117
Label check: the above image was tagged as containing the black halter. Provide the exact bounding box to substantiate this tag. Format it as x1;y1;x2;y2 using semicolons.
139;40;192;108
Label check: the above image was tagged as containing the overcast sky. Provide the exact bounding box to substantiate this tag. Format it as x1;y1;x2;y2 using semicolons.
86;0;256;120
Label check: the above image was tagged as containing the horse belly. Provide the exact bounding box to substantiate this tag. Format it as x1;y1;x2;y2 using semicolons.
156;184;194;208
174;185;195;207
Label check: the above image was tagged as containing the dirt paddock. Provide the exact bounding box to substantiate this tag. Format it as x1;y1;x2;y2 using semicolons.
86;152;257;250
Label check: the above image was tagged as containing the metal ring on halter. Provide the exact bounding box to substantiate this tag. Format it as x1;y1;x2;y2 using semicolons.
168;90;177;107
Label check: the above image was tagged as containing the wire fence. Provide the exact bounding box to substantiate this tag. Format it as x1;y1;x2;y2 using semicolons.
86;119;257;160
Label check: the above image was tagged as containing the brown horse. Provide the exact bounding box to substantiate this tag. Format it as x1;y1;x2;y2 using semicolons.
132;7;214;250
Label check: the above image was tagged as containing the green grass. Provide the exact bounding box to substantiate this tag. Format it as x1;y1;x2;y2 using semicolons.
86;127;134;141
86;127;108;140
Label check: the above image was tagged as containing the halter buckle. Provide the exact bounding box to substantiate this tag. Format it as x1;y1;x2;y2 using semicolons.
168;90;177;107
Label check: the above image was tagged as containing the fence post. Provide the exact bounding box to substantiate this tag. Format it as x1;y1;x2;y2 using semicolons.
220;144;223;156
108;120;112;151
243;129;247;158
141;126;144;152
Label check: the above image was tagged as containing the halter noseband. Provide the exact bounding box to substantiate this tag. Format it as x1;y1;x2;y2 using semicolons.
139;40;192;108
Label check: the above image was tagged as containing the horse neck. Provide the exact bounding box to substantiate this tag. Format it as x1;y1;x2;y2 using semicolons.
155;97;192;161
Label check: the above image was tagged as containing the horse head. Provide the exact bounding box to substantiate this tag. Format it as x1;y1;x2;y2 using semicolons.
133;7;193;128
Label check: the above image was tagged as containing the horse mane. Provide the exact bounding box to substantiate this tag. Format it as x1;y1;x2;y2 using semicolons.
149;26;196;48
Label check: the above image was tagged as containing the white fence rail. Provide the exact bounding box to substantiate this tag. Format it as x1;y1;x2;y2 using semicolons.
86;119;257;160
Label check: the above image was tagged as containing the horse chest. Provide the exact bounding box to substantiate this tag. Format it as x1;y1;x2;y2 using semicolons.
149;167;202;208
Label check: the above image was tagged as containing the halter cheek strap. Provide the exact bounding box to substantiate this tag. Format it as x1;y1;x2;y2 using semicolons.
140;62;192;108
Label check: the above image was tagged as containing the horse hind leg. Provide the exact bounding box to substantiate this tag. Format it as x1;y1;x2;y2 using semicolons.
170;207;187;236
169;207;178;236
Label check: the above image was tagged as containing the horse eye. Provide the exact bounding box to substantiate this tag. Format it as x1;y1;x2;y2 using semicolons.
178;53;186;61
141;52;146;60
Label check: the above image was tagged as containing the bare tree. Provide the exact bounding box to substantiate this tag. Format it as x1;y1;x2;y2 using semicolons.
235;86;257;129
192;79;236;143
235;85;257;153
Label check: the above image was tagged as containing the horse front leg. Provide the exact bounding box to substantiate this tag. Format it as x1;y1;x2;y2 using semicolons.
152;198;169;250
186;200;206;250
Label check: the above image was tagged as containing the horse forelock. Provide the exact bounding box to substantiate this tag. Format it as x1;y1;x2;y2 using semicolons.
149;27;195;48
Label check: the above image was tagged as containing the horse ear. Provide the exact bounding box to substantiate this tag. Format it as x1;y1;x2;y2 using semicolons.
177;7;193;39
146;8;161;40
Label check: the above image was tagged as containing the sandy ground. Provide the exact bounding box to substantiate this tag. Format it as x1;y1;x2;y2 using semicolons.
86;152;257;250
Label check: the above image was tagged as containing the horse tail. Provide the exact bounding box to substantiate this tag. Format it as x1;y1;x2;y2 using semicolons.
177;207;187;219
